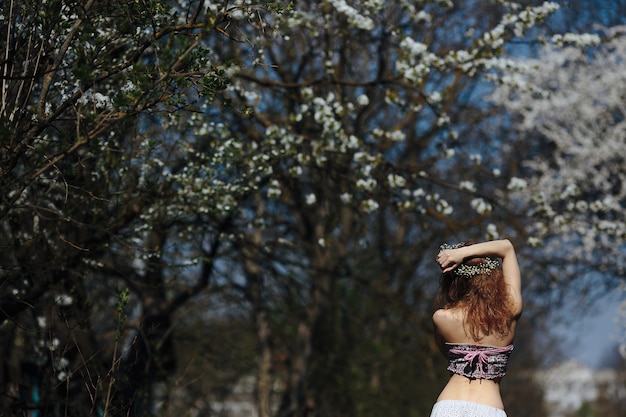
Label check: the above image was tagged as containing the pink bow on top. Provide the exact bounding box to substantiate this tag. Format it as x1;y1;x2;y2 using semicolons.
448;345;514;379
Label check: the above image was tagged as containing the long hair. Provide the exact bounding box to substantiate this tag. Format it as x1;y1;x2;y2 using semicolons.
435;256;514;341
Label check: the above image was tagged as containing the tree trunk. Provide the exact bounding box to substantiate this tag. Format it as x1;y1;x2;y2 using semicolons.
256;309;273;417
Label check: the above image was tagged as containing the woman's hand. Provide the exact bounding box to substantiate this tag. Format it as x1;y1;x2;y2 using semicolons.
436;248;466;274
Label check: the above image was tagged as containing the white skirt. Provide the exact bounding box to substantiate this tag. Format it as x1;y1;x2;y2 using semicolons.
429;400;507;417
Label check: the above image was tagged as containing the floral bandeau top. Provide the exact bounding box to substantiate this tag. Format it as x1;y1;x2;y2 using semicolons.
446;343;514;380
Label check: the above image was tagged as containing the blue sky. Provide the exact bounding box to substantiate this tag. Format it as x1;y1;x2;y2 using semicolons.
553;291;624;369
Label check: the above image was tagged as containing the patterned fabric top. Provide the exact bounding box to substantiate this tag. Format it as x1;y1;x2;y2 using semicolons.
446;343;514;380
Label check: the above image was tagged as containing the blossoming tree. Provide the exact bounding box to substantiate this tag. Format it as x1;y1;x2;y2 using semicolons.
488;23;626;341
1;0;284;414
0;0;620;416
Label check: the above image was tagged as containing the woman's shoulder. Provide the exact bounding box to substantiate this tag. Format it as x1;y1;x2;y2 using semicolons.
433;307;468;343
432;308;446;322
432;307;463;325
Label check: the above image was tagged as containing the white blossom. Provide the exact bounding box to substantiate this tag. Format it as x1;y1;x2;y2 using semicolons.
357;94;369;106
388;174;406;188
340;193;352;203
121;80;136;93
49;337;60;351
399;37;428;56
415;11;431;22
429;91;442;103
77;91;112;109
460;181;476;192
575;200;588;212
361;199;379;213
435;198;453;216
486;224;500;240
552;33;601;47
507;177;528;191
471;198;492;214
470;154;482;165
356;178;377;191
345;135;360;149
437;114;450;126
328;0;375;30
267;180;282;198
387;130;406;142
290;166;303;177
55;294;73;306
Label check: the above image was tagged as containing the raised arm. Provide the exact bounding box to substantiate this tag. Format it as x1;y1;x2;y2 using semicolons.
437;239;522;316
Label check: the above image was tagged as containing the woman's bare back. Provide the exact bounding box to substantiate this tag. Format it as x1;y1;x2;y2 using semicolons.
433;307;516;348
432;307;519;409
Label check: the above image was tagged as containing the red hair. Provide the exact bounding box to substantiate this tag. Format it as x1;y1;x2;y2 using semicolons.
436;257;514;341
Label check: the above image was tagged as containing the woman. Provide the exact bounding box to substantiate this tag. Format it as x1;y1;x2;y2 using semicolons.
430;239;522;417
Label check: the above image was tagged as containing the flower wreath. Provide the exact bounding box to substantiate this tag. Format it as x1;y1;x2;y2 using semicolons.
439;242;500;277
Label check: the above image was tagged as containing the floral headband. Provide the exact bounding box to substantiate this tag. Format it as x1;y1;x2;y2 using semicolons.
438;242;500;277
